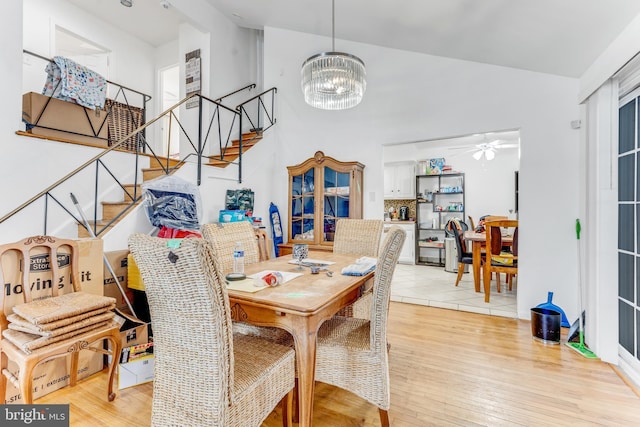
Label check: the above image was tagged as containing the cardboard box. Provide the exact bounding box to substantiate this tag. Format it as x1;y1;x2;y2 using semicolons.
22;92;108;146
119;353;154;390
127;253;144;291
104;250;134;310
113;308;149;349
3;342;104;404
0;238;104;318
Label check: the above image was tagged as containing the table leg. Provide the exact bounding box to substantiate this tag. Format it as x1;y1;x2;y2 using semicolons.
289;316;318;427
472;241;481;293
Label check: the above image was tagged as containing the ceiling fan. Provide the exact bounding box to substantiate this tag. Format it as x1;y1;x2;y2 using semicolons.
449;139;519;161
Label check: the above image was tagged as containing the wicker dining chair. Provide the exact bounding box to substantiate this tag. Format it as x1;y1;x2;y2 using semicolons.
333;219;384;257
333;219;384;320
201;221;290;342
128;234;295;427
315;226;406;427
201;221;262;272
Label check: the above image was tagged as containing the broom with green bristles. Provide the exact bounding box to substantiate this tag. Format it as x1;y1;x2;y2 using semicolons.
566;219;598;359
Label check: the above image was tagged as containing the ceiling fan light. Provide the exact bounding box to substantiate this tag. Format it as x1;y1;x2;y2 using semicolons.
485;149;496;160
472;150;483;160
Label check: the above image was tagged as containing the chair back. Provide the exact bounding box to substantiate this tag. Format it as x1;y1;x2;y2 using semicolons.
254;228;270;261
128;234;233;425
451;224;467;262
0;236;81;331
333;219;384;257
484;219;518;257
201;221;260;272
467;215;476;231
369;226;406;351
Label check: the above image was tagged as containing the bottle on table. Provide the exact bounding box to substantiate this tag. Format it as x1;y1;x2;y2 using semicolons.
233;241;245;274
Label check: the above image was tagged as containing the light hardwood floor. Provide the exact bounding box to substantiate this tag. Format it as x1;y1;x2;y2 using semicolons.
36;302;640;426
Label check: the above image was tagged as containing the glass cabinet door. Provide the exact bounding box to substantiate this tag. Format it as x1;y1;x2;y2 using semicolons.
285;151;364;250
323;166;350;242
291;168;315;241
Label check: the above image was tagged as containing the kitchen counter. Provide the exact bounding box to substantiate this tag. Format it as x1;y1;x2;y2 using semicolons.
382;221;415;264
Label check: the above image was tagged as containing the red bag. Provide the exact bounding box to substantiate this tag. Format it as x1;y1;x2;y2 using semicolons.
157;226;202;239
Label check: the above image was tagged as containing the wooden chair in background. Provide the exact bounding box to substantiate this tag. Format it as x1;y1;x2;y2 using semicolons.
254;228;271;262
0;236;120;404
483;220;518;302
467;215;476;231
128;235;296;426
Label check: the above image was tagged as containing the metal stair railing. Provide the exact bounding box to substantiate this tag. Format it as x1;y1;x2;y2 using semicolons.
1;84;276;238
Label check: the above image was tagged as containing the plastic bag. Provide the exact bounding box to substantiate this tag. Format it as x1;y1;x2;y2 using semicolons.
142;175;202;230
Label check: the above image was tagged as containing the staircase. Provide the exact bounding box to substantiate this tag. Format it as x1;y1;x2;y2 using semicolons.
77;155;180;238
1;85;277;240
207;130;262;168
78;130;262;238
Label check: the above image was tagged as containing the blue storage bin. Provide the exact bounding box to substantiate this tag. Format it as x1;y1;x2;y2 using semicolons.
219;210;247;223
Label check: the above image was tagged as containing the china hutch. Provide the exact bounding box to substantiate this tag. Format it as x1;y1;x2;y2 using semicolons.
278;151;364;255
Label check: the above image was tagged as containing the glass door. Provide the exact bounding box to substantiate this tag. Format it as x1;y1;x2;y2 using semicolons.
618;93;640;373
323;167;350;242
291;168;315;241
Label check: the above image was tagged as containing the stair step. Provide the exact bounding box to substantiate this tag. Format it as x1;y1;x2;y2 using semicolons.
219;145;253;157
102;200;138;221
123;184;142;201
208;158;233;168
78;220;116;239
148;156;181;169
231;134;262;147
143;167;166;181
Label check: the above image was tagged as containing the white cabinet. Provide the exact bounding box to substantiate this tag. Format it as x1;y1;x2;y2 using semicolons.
384;162;416;199
383;223;415;264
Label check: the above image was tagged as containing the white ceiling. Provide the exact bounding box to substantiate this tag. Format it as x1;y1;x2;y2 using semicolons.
67;0;640;78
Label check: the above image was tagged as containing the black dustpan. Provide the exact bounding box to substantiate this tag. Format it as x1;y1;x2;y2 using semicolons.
536;292;570;328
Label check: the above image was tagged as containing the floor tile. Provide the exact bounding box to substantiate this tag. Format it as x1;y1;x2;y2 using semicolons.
391;263;517;318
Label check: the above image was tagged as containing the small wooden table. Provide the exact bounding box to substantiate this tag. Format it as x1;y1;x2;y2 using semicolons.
463;231;513;296
226;251;373;427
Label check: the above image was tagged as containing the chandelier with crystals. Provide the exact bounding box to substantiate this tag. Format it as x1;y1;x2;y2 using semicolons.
301;0;366;110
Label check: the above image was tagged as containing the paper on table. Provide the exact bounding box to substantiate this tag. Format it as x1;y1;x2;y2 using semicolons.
226;271;304;292
225;277;266;293
248;270;303;284
287;258;336;267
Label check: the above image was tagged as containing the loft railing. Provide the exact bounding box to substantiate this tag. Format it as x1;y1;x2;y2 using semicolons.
22;50;151;149
1;84;276;238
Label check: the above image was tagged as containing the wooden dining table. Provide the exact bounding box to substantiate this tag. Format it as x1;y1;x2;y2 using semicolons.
226;251;374;427
463;230;513;296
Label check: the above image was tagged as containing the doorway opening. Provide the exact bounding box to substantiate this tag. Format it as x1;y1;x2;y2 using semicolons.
159;64;180;158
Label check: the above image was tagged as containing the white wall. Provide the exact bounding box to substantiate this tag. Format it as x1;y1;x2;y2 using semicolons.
263;27;581;320
23;0;156;102
1;0;264;252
